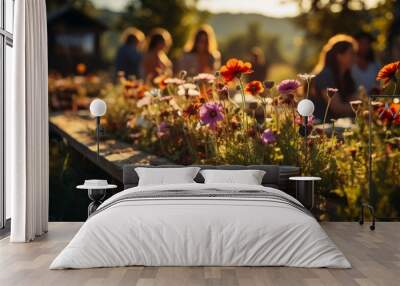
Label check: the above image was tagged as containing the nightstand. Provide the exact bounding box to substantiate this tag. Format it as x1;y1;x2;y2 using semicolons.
289;176;321;210
77;180;117;217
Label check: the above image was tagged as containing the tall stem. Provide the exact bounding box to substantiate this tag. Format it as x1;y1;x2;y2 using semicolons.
322;98;332;126
238;78;247;133
239;77;252;163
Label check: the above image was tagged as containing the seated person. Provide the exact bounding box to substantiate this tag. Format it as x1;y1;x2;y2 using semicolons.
311;34;359;122
178;25;221;76
115;27;145;79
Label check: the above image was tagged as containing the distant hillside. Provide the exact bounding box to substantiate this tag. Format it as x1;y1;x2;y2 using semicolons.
205;13;305;63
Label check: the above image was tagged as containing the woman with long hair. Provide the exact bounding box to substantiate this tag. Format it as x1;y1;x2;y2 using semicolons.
178;25;221;75
141;28;173;81
311;34;358;121
351;32;380;94
115;27;145;79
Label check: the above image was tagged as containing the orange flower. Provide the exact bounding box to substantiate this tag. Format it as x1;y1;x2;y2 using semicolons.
76;63;86;75
376;61;400;85
244;81;264;95
219;58;252;83
136;85;148;99
153;75;169;90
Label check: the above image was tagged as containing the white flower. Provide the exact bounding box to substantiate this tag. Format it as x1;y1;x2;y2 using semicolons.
137;96;152;108
193;73;215;83
164;78;185;85
264;97;274;105
188;89;200;96
371;101;383;107
298;73;316;81
349;100;362;106
326;87;339;97
144;88;161;97
350;100;363;113
177;83;200;97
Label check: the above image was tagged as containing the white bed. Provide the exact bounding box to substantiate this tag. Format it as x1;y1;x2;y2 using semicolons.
50;183;351;269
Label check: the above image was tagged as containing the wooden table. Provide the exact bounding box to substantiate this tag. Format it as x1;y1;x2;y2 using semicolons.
49;112;171;182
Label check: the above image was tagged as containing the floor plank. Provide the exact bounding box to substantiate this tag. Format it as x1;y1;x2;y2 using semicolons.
0;222;399;286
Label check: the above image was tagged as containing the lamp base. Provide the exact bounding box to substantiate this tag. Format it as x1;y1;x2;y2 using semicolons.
359;203;376;231
87;189;106;217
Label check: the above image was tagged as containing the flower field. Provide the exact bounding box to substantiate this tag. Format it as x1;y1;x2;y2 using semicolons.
49;60;400;220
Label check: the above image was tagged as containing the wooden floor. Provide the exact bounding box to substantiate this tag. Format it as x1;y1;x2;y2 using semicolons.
0;222;398;286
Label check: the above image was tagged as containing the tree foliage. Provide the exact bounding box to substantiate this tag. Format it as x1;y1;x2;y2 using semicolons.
289;0;396;69
220;22;284;64
292;0;370;42
46;0;98;17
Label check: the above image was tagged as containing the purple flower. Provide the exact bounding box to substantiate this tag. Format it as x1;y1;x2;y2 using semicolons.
260;129;276;144
199;102;224;129
157;122;170;138
277;79;301;94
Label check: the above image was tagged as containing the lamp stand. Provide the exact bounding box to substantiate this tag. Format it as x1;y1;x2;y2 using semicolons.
304;116;308;173
96;116;100;161
358;95;375;230
356;94;400;231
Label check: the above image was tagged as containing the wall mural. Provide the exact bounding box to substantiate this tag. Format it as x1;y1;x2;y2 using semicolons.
47;0;400;221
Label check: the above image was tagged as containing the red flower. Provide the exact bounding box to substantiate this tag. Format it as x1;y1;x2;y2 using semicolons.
244;81;264;95
376;61;400;86
219;58;253;83
377;104;398;125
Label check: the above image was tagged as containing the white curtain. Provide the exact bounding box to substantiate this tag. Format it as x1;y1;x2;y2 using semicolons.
8;0;49;242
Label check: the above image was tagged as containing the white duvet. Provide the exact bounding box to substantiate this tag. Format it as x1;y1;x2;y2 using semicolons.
50;183;351;269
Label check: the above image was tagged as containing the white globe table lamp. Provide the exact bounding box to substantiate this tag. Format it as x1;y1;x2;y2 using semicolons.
297;99;314;117
89;99;107;160
297;99;315;174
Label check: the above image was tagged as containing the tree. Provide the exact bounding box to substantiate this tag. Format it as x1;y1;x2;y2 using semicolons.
46;0;98;17
288;0;396;69
291;0;371;43
220;22;284;64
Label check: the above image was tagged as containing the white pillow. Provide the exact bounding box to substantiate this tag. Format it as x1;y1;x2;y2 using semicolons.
135;167;201;186
200;169;266;185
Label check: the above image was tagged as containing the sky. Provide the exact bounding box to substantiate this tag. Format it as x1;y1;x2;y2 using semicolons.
93;0;383;18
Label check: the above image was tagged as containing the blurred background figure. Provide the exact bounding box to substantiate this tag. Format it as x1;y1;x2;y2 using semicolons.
311;34;358;121
115;27;145;80
351;32;380;94
141;28;173;82
178;25;221;76
248;46;268;81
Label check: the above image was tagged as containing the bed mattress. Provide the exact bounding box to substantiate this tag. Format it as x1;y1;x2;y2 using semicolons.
50;183;350;269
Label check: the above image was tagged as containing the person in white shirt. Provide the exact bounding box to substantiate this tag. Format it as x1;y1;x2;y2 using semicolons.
351;32;380;94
